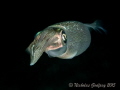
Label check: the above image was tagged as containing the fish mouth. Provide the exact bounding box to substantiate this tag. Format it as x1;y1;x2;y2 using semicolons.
27;27;65;65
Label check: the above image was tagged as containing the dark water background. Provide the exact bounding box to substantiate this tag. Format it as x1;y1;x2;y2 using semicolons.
1;3;118;90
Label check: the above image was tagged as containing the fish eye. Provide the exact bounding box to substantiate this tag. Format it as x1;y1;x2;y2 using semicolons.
62;34;66;41
62;31;67;43
51;27;67;43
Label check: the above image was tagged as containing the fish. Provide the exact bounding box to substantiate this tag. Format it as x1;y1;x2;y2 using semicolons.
26;20;106;66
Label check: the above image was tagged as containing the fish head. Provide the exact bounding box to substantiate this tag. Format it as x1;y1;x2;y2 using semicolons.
26;27;67;65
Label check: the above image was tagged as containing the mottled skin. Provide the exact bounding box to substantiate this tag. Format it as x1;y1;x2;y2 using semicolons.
49;21;91;59
27;21;103;65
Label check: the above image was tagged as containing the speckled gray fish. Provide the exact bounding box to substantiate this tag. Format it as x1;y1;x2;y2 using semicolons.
26;20;106;66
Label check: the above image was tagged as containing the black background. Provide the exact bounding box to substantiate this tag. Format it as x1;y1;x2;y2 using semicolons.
1;2;118;90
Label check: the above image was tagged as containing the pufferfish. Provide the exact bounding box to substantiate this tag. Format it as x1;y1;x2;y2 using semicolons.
27;20;106;66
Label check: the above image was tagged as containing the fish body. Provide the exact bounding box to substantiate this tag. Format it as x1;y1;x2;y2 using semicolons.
27;20;105;65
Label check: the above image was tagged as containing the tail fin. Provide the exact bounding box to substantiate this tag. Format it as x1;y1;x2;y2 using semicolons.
85;20;107;34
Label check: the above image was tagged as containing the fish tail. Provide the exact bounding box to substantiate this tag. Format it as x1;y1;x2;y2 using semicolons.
85;20;107;34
